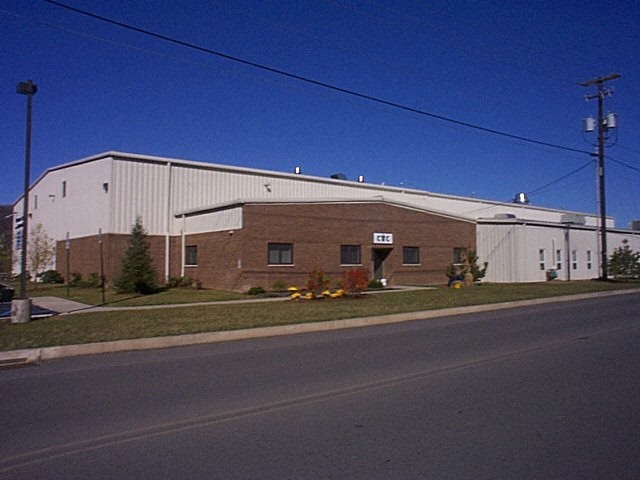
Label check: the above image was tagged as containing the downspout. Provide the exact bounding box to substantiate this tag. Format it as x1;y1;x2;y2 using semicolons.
565;225;571;281
521;222;527;283
165;162;172;283
181;214;186;277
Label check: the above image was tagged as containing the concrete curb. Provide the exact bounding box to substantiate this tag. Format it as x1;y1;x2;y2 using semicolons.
1;288;638;365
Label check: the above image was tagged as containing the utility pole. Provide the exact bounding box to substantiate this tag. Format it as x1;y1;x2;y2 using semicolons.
580;73;620;281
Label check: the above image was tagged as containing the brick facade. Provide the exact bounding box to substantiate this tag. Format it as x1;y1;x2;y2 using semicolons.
56;233;166;286
55;201;476;291
182;202;476;291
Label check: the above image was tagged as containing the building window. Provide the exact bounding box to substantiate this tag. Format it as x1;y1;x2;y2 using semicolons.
15;229;23;251
453;247;467;265
62;181;67;198
268;243;293;265
587;250;592;270
572;250;578;270
34;195;38;210
556;249;562;270
403;246;420;265
340;245;361;265
539;249;546;271
185;245;198;266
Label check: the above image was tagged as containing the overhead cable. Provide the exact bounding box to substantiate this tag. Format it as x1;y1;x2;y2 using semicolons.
459;159;595;216
44;0;591;156
607;156;640;174
527;159;595;196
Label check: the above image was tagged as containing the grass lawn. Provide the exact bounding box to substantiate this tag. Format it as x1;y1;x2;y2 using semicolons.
1;281;638;352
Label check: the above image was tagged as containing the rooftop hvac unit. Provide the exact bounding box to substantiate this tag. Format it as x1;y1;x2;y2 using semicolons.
629;220;640;231
561;213;586;225
512;192;529;204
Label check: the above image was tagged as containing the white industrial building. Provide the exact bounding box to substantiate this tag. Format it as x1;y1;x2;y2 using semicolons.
11;151;640;289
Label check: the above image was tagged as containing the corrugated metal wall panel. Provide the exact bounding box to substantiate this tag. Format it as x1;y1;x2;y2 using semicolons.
112;160;168;234
523;226;558;282
20;158;112;241
479;223;610;282
11;158;113;275
164;159;604;229
477;224;520;282
14;153;638;281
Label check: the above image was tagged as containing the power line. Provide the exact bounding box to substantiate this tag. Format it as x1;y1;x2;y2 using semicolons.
44;0;591;157
459;159;595;216
207;0;513;112
617;144;640;157
607;156;640;174
527;159;595;196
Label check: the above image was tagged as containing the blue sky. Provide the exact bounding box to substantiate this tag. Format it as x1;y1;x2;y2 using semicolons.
2;0;639;227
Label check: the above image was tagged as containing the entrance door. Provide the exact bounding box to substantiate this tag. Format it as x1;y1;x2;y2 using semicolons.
372;248;392;280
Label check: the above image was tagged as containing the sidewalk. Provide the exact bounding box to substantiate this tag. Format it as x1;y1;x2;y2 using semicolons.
32;296;94;314
32;286;429;315
2;288;638;367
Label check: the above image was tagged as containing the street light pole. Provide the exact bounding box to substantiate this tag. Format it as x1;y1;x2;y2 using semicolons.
12;80;37;324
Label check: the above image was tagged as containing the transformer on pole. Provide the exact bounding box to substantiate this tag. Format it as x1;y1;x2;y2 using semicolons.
580;73;620;281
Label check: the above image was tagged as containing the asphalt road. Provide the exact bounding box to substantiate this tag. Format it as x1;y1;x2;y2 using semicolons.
1;293;639;479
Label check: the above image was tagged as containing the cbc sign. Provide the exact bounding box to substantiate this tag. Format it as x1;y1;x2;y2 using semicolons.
373;233;393;245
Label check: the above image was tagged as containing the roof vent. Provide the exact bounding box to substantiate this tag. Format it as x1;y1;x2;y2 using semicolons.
330;173;347;180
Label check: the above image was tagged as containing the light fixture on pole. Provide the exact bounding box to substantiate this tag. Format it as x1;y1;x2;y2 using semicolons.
580;73;620;281
12;80;37;324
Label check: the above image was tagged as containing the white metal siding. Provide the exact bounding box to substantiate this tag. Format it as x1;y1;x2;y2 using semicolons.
11;158;112;275
111;159;168;234
477;224;521;282
15;152;636;282
478;223;605;282
162;156;605;230
16;158;112;241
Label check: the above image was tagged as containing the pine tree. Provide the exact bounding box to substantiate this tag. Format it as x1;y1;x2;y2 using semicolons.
114;217;158;294
608;239;640;280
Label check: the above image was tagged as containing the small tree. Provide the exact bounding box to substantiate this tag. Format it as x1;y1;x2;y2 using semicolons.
307;269;330;296
28;223;56;282
608;239;640;280
465;249;488;282
0;232;11;264
446;248;488;285
341;268;369;295
114;217;158;294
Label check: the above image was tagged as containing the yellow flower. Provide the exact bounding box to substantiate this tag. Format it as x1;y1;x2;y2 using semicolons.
290;292;301;300
305;292;314;300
